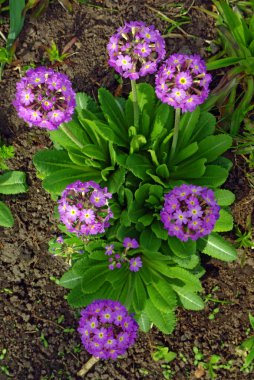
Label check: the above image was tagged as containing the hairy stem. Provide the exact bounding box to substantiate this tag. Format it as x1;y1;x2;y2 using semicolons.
131;79;139;130
77;356;100;377
169;107;181;161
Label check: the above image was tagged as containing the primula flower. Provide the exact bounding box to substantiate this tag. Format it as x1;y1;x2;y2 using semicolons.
107;21;166;79
160;184;220;241
104;237;142;272
78;300;139;360
58;181;113;236
13;66;76;130
123;237;139;249
129;257;143;272
155;54;212;112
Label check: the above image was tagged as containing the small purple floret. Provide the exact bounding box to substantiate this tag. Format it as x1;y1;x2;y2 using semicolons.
155;54;212;112
107;21;165;79
129;257;143;272
123;237;139;249
58;181;113;236
160;184;220;241
78;300;139;360
104;237;141;272
14;66;76;130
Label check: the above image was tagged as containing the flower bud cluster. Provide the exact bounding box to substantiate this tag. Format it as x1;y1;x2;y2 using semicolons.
58;180;113;236
105;238;142;272
78;300;139;360
13;67;75;130
160;184;220;241
155;54;212;112
107;21;166;79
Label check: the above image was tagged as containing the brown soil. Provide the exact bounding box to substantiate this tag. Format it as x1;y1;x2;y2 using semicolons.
0;1;253;379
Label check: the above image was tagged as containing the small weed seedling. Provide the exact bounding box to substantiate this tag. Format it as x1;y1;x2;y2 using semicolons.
204;286;233;320
0;138;28;227
193;347;233;379
0;143;14;170
45;41;76;64
239;313;254;372
39;332;49;349
235;217;253;250
0;348;11;377
152;346;176;379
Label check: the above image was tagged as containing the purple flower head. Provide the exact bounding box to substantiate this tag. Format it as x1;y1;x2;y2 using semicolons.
160;184;220;241
78;300;139;360
13;67;76;130
58;181;113;237
107;21;165;79
123;237;139;249
56;236;64;244
155;54;212;112
129;256;143;272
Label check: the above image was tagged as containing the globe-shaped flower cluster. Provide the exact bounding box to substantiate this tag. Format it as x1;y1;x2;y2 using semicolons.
107;21;166;79
78;300;139;360
155;54;212;112
58;180;113;236
160;184;220;241
13;67;76;130
105;237;142;272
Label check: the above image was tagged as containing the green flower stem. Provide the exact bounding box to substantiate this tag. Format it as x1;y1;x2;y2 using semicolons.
59;124;84;150
77;356;100;377
131;79;139;130
169;107;181;161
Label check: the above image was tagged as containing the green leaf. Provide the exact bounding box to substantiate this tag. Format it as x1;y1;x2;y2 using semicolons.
151;221;168;240
136;311;151;332
59;269;83;289
200;233;237;262
118;274;135;309
206;57;244;70
7;0;25;50
168;236;196;258
138;213;154;226
214;189;235;206
107;167;126;194
98;88;128;139
50;119;88;150
126;153;151;180
191;165;228;187
170;158;206;179
84;118;128;147
177;107;200;149
133;274;147;313
145;299;176;334
190;112;216;142
130;134;147;153
0;171;27;194
81;144;107;161
173;285;204;310
140;229;161;251
155;265;202;292
0;201;14;227
172;252;200;270
67;285;87;308
156;164;170;179
190;135;232;163
147;279;177;312
33;149;79;176
42;168;101;194
150;103;172;141
81;265;109;294
213;209;233;232
173;142;198;165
